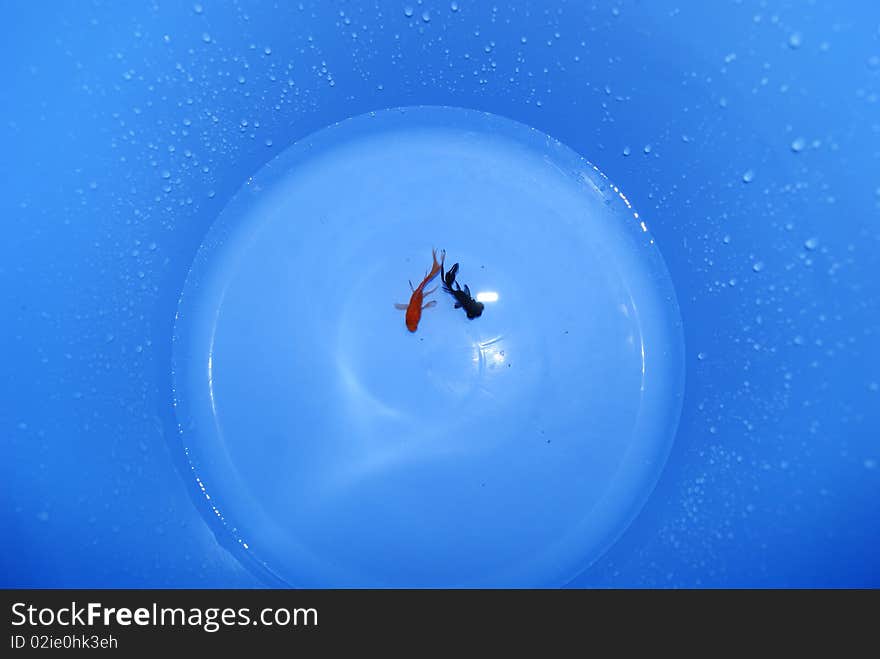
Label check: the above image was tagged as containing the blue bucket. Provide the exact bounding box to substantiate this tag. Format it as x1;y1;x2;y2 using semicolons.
2;1;878;587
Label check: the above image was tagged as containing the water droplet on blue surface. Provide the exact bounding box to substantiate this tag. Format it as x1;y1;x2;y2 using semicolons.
804;237;819;250
752;261;765;272
788;32;802;49
790;137;805;153
404;6;413;18
742;170;755;183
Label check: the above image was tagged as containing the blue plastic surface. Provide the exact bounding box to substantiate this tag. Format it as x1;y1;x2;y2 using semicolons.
3;1;878;588
172;108;684;586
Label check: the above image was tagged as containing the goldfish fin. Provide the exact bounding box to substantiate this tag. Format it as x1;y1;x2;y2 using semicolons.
394;303;408;310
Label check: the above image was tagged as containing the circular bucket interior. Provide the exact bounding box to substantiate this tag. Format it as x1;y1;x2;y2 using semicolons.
4;3;878;589
172;107;684;586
